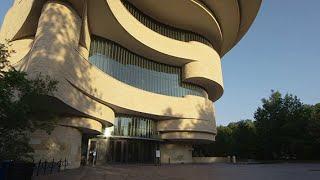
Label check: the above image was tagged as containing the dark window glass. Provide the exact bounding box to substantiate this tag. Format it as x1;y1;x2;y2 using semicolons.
121;0;212;47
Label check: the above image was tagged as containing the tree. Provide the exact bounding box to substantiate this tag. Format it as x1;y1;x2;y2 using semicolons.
309;103;320;143
0;43;58;161
193;120;257;158
191;125;233;157
306;103;320;159
214;126;233;156
254;90;312;160
229;120;257;159
195;90;319;160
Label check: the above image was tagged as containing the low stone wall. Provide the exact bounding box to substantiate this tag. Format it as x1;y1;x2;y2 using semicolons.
192;157;229;163
30;125;82;169
160;144;193;164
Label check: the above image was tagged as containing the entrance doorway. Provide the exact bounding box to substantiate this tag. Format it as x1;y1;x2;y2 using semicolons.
108;139;158;163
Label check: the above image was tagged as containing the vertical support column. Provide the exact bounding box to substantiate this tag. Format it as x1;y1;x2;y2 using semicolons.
27;1;83;169
27;1;82;78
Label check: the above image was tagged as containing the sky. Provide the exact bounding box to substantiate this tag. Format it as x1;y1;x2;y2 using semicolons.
1;0;319;126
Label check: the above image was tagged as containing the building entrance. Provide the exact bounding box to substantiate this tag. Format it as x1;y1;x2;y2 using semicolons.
107;138;157;163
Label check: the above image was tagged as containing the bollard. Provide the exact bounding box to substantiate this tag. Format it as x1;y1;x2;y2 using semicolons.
227;156;231;163
232;156;236;164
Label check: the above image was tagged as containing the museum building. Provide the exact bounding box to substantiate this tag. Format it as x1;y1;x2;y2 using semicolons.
0;0;261;168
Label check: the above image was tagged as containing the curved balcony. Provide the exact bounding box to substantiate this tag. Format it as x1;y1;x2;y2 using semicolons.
59;117;104;134
122;0;212;48
126;0;262;56
201;0;241;55
106;0;224;101
90;36;207;98
160;132;215;142
157;119;216;134
0;0;85;42
0;0;35;41
236;0;262;43
125;0;223;52
158;119;216;142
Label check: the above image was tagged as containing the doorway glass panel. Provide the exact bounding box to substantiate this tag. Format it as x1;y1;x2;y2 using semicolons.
107;139;157;163
111;115;159;139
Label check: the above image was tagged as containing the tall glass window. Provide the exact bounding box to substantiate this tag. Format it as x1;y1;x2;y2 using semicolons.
89;36;207;98
122;0;212;47
112;115;158;139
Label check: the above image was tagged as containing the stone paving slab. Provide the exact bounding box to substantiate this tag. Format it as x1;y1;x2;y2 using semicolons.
33;163;320;180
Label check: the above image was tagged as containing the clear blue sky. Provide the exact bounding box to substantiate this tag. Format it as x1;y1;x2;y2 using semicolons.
1;1;319;125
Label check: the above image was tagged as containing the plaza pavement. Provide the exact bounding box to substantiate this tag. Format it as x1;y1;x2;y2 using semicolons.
33;163;320;180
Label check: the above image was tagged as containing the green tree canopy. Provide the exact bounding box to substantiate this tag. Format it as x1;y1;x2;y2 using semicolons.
194;90;320;160
254;90;314;159
0;43;58;161
229;120;256;158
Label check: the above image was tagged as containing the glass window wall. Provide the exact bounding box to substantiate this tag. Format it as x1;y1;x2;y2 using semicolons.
122;0;212;47
89;36;207;98
112;115;157;139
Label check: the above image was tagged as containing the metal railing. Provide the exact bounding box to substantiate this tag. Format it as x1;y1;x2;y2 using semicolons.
33;158;68;176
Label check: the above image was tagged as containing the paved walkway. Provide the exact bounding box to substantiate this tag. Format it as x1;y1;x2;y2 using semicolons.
33;163;320;180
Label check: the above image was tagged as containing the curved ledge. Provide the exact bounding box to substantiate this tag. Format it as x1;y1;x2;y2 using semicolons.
160;131;216;142
66;57;215;121
157;119;216;134
236;0;262;43
126;0;223;51
124;0;261;56
107;0;205;61
29;71;116;126
0;0;86;42
184;77;223;102
183;49;224;101
0;0;36;41
59;117;103;134
201;0;241;56
122;0;212;48
59;80;115;126
107;0;224;101
89;37;207;98
17;1;116;126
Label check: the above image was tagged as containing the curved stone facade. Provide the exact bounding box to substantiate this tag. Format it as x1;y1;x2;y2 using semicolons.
0;0;261;167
